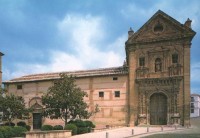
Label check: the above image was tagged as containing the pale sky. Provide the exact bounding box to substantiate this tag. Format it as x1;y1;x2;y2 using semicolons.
0;0;200;93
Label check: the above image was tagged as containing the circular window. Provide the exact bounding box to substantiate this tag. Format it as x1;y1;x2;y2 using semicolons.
153;22;164;34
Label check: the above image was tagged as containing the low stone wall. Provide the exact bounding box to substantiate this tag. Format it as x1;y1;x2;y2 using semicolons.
26;130;71;138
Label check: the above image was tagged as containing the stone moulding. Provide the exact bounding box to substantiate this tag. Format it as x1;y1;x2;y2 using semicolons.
139;114;147;118
26;130;72;138
171;113;180;118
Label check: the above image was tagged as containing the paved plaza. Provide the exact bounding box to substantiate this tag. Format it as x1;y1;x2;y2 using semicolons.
71;117;200;138
71;126;187;138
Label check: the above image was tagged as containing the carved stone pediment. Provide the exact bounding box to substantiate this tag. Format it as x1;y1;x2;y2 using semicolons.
126;10;196;44
29;97;42;107
31;102;43;109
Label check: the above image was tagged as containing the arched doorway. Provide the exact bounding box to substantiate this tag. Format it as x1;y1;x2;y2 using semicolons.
150;93;167;125
29;97;43;129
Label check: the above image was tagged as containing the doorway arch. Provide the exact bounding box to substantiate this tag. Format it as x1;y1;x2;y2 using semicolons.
150;93;167;125
29;97;43;129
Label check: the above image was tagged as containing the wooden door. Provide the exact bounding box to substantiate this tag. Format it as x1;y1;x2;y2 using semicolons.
33;113;42;129
150;93;167;125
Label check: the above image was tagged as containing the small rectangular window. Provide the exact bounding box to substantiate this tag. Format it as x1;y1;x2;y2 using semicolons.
113;77;118;80
191;103;194;108
191;97;194;102
17;85;22;90
172;54;178;63
99;91;104;97
191;109;194;113
115;91;120;97
139;57;145;67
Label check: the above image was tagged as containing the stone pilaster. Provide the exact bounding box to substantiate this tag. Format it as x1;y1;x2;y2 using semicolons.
183;43;191;126
128;50;139;126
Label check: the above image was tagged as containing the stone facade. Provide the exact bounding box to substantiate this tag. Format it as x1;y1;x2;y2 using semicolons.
190;94;200;118
3;10;196;128
3;67;129;128
126;10;195;126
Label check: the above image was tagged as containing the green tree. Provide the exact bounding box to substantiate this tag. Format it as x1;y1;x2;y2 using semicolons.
42;73;95;125
0;88;31;125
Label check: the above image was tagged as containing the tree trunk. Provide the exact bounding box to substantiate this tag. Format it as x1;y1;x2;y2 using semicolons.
65;112;68;126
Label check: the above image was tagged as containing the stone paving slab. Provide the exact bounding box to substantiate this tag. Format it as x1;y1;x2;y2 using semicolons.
71;126;186;138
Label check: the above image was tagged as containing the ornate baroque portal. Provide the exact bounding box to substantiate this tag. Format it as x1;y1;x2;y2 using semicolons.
136;77;182;125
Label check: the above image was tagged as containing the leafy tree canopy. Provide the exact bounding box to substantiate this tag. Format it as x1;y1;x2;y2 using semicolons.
0;88;31;125
42;73;96;125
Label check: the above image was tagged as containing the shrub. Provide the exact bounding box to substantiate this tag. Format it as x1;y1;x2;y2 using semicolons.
72;120;86;127
68;120;75;124
17;121;26;127
53;125;63;130
0;126;14;138
4;122;15;127
25;125;31;131
41;125;53;131
77;127;88;134
11;126;27;137
0;126;27;138
0;131;3;138
64;124;77;135
84;120;95;128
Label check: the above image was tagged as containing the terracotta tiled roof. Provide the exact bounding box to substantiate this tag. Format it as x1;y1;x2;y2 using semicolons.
191;93;200;97
3;66;128;83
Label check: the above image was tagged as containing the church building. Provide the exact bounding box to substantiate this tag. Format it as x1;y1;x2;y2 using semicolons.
2;10;196;129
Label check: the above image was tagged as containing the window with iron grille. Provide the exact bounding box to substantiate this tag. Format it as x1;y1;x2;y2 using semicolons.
17;85;22;90
115;91;120;97
172;54;178;63
139;57;145;67
99;91;104;97
113;77;118;80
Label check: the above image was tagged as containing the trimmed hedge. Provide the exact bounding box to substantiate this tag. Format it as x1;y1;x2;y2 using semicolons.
11;126;27;137
17;121;26;127
0;132;3;138
0;126;13;138
25;125;31;131
0;126;27;138
16;121;31;131
67;120;96;134
84;120;95;128
53;125;63;130
77;127;88;134
71;120;86;127
64;124;77;135
41;125;53;131
4;122;15;127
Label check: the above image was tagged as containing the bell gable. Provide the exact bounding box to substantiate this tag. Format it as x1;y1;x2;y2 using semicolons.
126;10;196;44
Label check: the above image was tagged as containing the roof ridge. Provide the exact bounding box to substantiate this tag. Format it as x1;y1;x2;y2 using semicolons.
20;66;124;77
4;66;128;83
